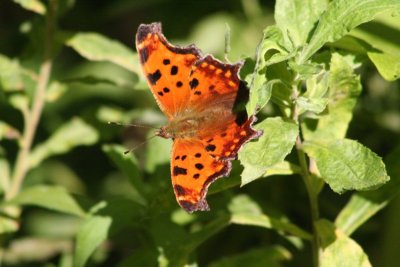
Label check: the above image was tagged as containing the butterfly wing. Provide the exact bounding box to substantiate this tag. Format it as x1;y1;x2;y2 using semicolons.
136;23;201;119
188;55;262;159
171;138;231;213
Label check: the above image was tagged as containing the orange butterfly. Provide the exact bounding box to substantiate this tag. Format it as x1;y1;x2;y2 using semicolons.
136;22;261;213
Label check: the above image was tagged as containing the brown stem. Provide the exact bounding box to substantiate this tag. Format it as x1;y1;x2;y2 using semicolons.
6;0;57;201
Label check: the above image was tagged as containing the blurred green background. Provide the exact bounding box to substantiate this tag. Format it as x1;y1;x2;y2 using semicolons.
0;0;399;266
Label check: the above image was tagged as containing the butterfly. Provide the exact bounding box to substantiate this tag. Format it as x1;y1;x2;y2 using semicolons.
135;22;262;213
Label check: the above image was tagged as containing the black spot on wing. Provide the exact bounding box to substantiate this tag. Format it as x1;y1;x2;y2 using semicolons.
205;144;216;152
195;153;201;158
195;163;204;170
193;173;200;179
173;166;187;176
163;87;170;93
176;81;183;87
148;69;162;85
171;65;178;75
189;78;199;89
181;155;187;161
163;59;170;65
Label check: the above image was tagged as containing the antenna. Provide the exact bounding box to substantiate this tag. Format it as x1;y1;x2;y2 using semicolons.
123;134;157;155
107;121;158;130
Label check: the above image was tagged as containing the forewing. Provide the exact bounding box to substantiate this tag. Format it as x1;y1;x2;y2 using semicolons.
136;23;201;118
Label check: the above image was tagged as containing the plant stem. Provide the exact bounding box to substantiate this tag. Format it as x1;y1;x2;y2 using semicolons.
291;89;320;267
6;0;57;202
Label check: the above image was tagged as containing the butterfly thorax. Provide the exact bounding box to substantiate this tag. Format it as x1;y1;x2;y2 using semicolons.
156;108;232;140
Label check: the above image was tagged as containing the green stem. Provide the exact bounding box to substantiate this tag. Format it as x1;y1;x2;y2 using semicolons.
6;0;57;202
292;88;320;267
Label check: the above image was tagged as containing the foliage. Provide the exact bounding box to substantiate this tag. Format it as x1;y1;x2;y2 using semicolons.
0;0;399;266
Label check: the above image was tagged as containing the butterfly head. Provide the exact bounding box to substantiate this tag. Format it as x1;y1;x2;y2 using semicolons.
155;126;173;139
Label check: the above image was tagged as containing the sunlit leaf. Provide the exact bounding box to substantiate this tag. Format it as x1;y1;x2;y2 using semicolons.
13;0;46;15
239;117;298;185
302;139;389;193
368;52;400;81
7;185;86;217
317;219;372;267
29;118;99;168
335;146;400;235
229;195;311;240
275;0;329;49
298;0;400;63
66;33;140;73
302;53;361;140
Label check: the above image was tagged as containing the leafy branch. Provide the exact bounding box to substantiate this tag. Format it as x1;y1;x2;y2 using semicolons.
6;0;57;202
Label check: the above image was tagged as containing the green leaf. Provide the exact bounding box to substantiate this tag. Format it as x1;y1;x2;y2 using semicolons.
209;246;291;267
7;185;86;217
275;0;329;49
0;216;19;234
302;53;362;140
298;0;400;63
302;139;389;193
74;198;143;267
66;33;140;73
0;54;25;91
229;195;311;240
239;117;298;185
317;219;372;267
145;135;171;173
368;52;400;81
263;161;301;177
246;26;291;114
102;144;147;206
335;146;400;235
13;0;46;15
45;81;68;102
29;118;99;168
74;215;111;267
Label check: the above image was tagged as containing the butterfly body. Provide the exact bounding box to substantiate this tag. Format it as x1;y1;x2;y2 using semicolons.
136;22;262;213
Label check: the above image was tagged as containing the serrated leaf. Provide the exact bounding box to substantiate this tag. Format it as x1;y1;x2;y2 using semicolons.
302;139;389;193
229;195;311;239
29;118;99;168
275;0;329;49
335;146;400;235
247;26;290;114
209;246;291;267
74;198;143;267
239;117;298;185
298;0;400;63
7;185;86;217
317;219;372;267
13;0;46;15
102;144;147;206
302;53;361;140
66;33;140;73
368;52;400;81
